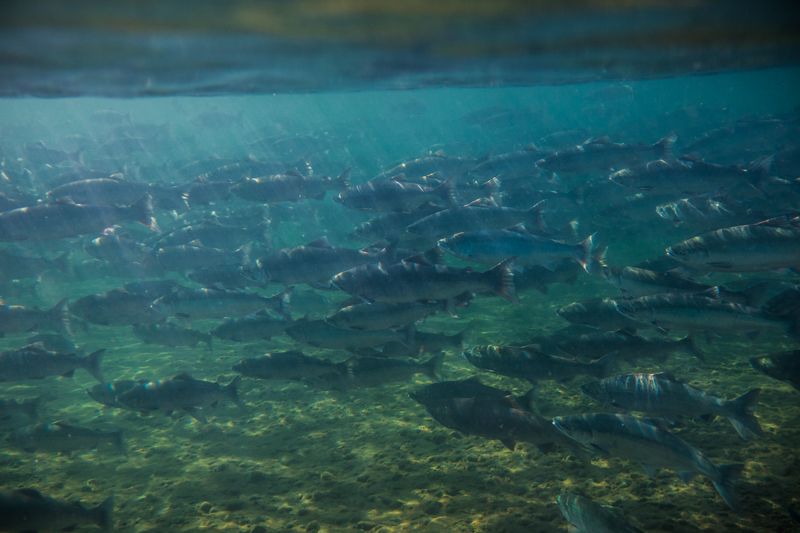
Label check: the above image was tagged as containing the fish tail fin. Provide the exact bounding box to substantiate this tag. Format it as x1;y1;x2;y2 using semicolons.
112;428;128;457
739;281;770;308
453;324;474;348
590;351;616;379
525;200;549;234
53;251;73;275
726;388;763;440
435;175;460;208
713;463;744;512
336;167;352;190
226;374;246;409
423;353;445;382
91;494;115;533
488;256;519;304
272;286;294;320
577;233;595;273
83;349;106;383
568;442;594;469
130;195;160;232
567;181;588;206
49;298;72;337
23;395;46;420
784;307;800;342
681;333;705;361
656;133;677;159
204;334;213;352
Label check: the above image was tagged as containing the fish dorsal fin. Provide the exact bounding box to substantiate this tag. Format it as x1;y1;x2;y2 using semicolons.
305;236;332;248
17;488;45;499
53;197;77;205
522;142;539;151
505;223;528;234
186;239;205;248
756;216;794;229
254;309;269;316
433;150;446;157
652;371;678;382
403;254;432;265
283;168;304;177
173;372;195;381
590;136;611;144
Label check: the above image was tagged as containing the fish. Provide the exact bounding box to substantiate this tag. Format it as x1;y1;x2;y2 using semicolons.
232;350;347;381
69;280;178;326
601;266;769;306
556;330;704;364
87;380;143;409
230;167;351;203
8;421;126;456
346;203;444;242
438;228;594;272
325;300;453;331
463;345;616;386
609;155;771;196
0;298;71;337
468;144;553;182
302;353;443;390
333;175;459;212
557;494;645;533
151;219;270;250
552;413;744;511
0;344;104;383
416;394;591;466
115;373;245;423
536;134;676;174
0;248;71;281
0;195;159;242
0;395;45;420
0;488;113;533
374;152;484;182
187;264;267;290
246;236;388;287
513;260;584;295
150;285;292;321
666;216;800;273
656;195;768;231
45;175;154;206
556;298;644;332
614;293;800;342
83;227;150;265
405;200;548;241
284;319;413;350
750;351;800;391
581;372;763;440
22;141;84;166
133;320;213;350
331;256;519;304
144;241;251;273
210;310;304;342
408;377;513;405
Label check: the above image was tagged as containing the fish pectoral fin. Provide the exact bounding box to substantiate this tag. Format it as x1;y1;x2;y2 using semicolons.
535;442;555;455
589;443;611;457
679;471;699;484
61;370;75;378
184;407;208;423
641;464;659;478
500;438;516;451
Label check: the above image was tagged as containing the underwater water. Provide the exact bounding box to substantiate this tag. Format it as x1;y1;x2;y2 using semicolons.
2;27;800;533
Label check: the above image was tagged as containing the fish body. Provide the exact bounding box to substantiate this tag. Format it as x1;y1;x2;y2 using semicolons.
87;380;142;409
615;293;800;341
556;330;703;364
438;229;593;271
0;249;71;280
0;298;71;337
375;154;480;182
0;488;113;533
666;217;800;272
556;298;643;332
408;378;512;405
152;219;269;250
656;196;767;231
405;202;546;241
463;345;615;385
145;242;250;272
210;310;299;342
537;134;676;173
331;257;518;304
230;167;350;203
284;319;410;350
325;300;449;331
84;227;150;265
0;344;104;383
581;372;762;439
303;354;443;390
557;494;644;533
8;421;126;456
346;203;444;242
0;396;44;420
0;195;158;242
468;145;552;181
45;176;153;206
151;285;292;320
750;351;800;390
513;260;583;294
552;413;744;511
70;281;178;326
334;175;458;212
116;373;244;423
250;237;384;286
232;350;346;381
133;321;213;350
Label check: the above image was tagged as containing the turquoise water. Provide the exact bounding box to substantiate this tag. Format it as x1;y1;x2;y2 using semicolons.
1;67;800;533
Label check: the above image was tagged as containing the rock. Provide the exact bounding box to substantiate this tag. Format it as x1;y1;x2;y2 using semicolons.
200;502;212;513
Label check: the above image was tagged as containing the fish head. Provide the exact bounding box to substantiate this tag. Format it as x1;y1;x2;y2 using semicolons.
552;415;593;444
608;168;637;188
600;266;622;289
556;494;579;522
437;234;471;259
579;381;607;403
666;237;708;266
239;265;267;283
149;298;172;315
330;269;359;294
